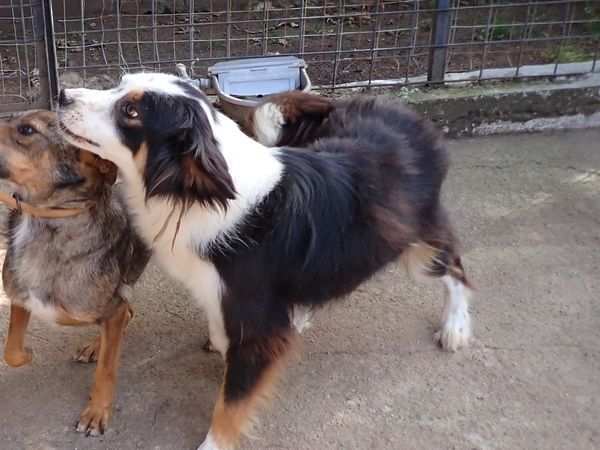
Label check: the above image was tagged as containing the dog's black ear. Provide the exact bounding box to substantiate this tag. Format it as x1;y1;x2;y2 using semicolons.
144;95;236;210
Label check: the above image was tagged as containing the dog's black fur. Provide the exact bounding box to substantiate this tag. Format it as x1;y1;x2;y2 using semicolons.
208;96;453;349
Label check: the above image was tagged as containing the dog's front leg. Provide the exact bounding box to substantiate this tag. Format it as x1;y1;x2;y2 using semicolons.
199;328;297;450
4;303;32;367
76;300;131;436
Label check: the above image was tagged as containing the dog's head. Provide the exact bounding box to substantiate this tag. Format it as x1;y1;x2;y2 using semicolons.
242;91;334;147
58;73;236;210
0;111;117;205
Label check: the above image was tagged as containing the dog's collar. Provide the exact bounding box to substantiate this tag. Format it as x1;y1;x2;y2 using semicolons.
0;191;89;219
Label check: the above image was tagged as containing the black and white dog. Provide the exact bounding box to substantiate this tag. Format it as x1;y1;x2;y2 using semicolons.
58;73;472;450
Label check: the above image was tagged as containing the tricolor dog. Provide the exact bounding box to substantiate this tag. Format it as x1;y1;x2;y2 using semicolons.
58;73;472;450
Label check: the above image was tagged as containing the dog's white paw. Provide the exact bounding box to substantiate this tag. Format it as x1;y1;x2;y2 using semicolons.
291;305;313;334
437;275;472;352
435;309;472;352
197;431;224;450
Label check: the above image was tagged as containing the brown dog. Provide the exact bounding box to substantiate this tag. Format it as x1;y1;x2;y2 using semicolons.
0;111;150;436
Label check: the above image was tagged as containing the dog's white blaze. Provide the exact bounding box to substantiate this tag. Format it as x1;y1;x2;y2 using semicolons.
253;102;285;146
436;275;472;351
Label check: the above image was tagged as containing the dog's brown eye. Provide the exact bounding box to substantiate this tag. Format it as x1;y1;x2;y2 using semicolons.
17;124;35;136
123;103;139;119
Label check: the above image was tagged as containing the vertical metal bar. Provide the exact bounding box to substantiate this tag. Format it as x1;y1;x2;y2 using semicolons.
41;0;58;107
553;1;572;76
116;0;125;69
189;0;195;62
427;0;451;84
9;0;24;96
208;0;213;59
18;0;32;93
62;0;68;69
227;0;232;58
79;0;86;82
152;0;160;70
262;0;269;56
367;0;382;89
298;0;306;55
405;0;419;83
99;0;109;66
331;0;344;89
515;1;533;78
478;1;495;82
172;0;177;62
135;0;143;67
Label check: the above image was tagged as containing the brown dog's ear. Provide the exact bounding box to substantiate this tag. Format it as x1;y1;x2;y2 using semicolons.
79;150;118;185
272;91;334;123
95;156;118;185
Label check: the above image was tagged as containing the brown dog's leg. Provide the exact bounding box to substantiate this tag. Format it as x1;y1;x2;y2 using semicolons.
74;305;133;363
76;301;131;436
199;330;297;450
4;303;32;367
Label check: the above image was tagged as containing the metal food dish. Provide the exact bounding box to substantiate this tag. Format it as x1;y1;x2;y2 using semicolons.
207;56;311;123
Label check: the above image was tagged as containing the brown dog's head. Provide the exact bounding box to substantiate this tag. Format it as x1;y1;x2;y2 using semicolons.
0;110;117;207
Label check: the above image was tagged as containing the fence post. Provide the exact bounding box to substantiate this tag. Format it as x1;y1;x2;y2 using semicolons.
41;0;59;108
427;0;451;84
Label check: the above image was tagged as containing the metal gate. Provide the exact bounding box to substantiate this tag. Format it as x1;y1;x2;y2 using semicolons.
0;0;57;115
2;1;599;116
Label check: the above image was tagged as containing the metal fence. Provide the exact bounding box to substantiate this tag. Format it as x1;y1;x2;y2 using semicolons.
1;0;599;114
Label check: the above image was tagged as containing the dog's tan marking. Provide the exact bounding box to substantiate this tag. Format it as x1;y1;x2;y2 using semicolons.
133;142;148;175
55;309;97;326
4;303;32;367
126;89;144;103
210;333;298;449
5;150;53;193
79;150;118;186
77;301;132;436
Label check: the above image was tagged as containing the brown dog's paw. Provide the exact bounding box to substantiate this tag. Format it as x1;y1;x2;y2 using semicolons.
4;347;33;367
73;336;101;363
76;403;110;437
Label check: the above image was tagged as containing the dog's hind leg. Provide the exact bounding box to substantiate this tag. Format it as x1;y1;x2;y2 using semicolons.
74;335;101;363
76;300;131;436
198;329;297;450
403;214;473;352
4;303;32;367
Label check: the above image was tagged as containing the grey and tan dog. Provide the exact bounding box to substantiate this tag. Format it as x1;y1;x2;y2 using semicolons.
0;110;150;435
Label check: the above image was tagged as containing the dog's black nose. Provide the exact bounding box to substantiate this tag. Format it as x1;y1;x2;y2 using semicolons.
58;89;73;107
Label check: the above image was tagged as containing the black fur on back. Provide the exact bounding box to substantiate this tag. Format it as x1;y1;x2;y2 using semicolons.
207;96;449;344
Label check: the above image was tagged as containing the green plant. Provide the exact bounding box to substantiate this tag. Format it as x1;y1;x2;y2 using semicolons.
543;45;590;63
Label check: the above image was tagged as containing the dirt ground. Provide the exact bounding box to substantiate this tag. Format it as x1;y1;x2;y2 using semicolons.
1;128;599;450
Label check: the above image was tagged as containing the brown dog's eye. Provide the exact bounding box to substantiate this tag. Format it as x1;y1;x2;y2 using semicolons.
123;103;139;119
17;124;36;136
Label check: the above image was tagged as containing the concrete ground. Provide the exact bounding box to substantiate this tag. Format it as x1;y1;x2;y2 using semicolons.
1;129;599;450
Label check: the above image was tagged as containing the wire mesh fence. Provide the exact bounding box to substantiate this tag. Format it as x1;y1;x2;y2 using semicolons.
1;1;599;113
0;0;52;113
